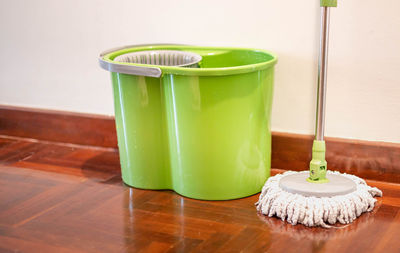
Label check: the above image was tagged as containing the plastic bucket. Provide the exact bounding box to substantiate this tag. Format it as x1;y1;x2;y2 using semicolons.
99;44;277;200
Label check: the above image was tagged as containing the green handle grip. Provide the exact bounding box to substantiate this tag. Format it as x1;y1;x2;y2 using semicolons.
308;140;328;183
320;0;337;7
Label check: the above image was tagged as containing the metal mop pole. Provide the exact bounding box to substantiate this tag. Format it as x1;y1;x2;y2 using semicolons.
316;6;330;142
308;0;336;182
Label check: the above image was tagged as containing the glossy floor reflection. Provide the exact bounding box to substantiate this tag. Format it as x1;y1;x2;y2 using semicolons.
0;136;399;252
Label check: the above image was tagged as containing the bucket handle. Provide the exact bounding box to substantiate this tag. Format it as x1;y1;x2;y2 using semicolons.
99;43;188;78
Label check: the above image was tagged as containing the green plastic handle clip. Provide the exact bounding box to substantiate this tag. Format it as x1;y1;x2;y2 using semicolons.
320;0;337;7
308;140;328;183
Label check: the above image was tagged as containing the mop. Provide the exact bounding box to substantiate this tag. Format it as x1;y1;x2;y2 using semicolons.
255;0;382;228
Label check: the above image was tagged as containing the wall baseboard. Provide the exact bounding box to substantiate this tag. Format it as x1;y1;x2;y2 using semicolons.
1;105;399;182
0;105;117;148
272;132;400;183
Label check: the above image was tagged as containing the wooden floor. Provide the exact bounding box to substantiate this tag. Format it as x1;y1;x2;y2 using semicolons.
0;136;399;253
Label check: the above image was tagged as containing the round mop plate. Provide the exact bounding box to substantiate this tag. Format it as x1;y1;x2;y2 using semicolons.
279;171;357;197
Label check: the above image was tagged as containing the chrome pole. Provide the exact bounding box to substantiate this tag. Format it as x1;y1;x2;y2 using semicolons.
315;7;330;141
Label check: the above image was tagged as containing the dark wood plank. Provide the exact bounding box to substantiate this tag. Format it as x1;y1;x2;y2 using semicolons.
0;137;399;252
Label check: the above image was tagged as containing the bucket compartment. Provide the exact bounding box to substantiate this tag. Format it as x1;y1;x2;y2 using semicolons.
100;45;277;200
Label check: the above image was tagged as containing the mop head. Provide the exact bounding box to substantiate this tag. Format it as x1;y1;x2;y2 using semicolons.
255;171;382;228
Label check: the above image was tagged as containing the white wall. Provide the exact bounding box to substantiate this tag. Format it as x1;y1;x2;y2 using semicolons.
0;0;399;143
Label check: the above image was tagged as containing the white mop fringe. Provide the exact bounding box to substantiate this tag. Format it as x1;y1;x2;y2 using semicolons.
255;171;382;228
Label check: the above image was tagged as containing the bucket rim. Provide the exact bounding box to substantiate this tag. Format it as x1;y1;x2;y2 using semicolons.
99;44;278;77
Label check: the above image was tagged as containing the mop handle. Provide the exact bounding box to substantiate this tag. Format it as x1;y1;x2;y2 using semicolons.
308;0;337;182
315;0;337;141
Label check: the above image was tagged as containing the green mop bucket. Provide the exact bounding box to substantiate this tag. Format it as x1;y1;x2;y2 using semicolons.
99;45;277;200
